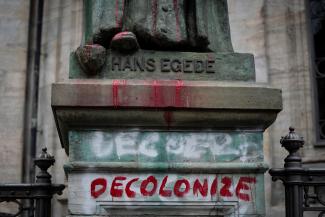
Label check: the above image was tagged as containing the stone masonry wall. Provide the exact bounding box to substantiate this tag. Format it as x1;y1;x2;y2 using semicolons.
0;0;29;183
0;0;30;213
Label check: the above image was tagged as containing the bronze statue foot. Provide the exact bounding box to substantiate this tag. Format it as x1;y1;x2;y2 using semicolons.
75;44;106;76
110;31;139;53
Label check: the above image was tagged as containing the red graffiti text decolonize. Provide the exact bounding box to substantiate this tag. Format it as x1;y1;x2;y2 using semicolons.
90;175;256;201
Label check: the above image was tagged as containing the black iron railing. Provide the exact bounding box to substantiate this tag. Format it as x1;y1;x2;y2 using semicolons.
269;127;325;217
0;148;65;217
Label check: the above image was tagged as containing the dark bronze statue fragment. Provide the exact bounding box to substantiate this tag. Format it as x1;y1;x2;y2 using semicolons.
76;0;236;76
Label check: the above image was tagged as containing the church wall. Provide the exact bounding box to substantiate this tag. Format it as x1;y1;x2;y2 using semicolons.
0;0;30;213
0;0;29;184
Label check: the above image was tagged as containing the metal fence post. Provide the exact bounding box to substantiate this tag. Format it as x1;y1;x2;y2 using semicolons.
269;127;305;217
34;148;55;217
0;148;64;217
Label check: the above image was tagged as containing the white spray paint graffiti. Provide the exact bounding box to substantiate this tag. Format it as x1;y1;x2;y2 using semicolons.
92;132;114;158
139;133;159;158
238;134;259;162
115;132;139;157
88;131;260;162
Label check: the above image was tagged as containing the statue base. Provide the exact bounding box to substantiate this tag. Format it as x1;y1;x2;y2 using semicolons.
51;80;281;217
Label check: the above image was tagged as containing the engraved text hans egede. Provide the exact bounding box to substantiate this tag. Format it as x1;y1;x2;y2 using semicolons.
111;56;216;73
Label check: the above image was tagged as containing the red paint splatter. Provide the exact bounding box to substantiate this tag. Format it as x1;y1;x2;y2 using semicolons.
112;31;132;40
111;176;126;197
174;179;190;197
152;0;158;33
175;79;184;106
91;178;107;198
173;0;181;41
140;175;158;196
220;177;233;197
193;178;208;197
235;177;256;201
125;178;139;198
152;80;162;106
159;176;172;197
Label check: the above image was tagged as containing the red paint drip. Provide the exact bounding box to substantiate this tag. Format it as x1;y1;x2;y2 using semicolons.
164;111;173;129
152;0;158;33
120;0;124;27
112;80;126;107
173;0;181;41
175;80;184;107
115;0;123;27
152;80;160;106
112;80;120;107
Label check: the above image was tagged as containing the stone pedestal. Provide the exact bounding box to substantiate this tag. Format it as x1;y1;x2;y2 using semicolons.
52;2;281;216
52;79;281;216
